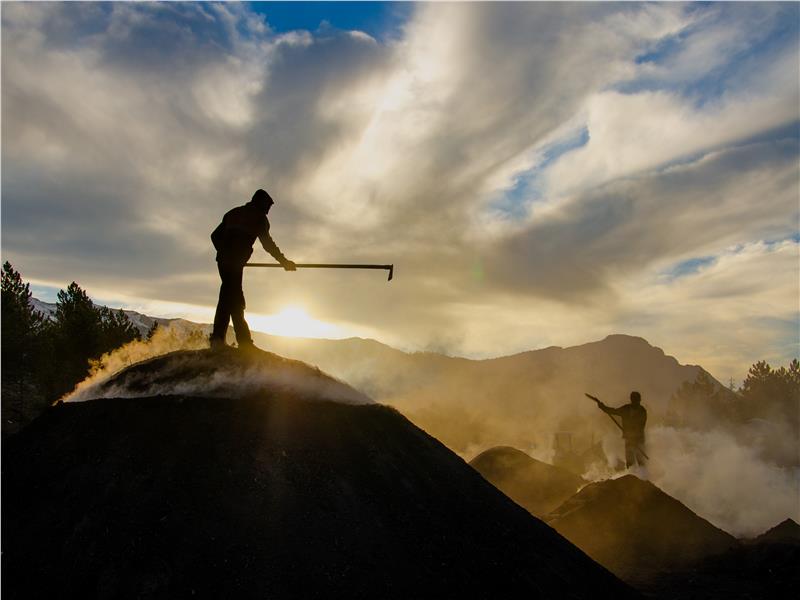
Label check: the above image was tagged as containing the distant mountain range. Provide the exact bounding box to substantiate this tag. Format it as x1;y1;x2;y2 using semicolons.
32;296;715;456
253;332;716;457
30;298;202;338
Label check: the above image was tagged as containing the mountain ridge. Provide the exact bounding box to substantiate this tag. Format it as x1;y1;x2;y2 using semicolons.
30;296;709;376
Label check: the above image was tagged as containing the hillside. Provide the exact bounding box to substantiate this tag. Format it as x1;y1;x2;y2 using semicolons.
470;446;586;516
2;348;636;599
545;475;737;581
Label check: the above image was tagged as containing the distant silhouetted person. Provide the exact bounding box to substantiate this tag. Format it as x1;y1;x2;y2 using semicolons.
210;189;295;350
597;391;648;468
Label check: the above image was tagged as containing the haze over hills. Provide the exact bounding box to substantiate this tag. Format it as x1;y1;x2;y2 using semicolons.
31;296;713;456
3;347;637;599
257;333;718;467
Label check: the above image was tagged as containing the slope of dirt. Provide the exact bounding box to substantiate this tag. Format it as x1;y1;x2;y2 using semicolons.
753;518;800;545
2;349;637;599
546;474;737;581
470;446;586;516
638;539;800;600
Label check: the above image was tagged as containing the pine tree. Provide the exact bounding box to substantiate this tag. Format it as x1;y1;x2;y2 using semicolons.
741;359;800;426
99;306;141;351
146;320;160;340
1;261;47;406
49;283;141;398
50;282;103;398
666;369;740;427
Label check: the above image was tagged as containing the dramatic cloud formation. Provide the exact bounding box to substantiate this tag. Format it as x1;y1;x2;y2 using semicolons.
2;2;797;380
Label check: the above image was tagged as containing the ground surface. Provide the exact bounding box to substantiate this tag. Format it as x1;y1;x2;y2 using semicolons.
637;540;800;599
3;350;636;599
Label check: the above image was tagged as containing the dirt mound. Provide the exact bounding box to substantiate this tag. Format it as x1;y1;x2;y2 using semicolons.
470;446;586;516
640;537;800;599
545;474;736;581
2;352;636;599
66;346;371;405
753;518;800;545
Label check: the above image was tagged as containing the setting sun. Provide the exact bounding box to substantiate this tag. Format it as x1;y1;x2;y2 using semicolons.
247;306;347;339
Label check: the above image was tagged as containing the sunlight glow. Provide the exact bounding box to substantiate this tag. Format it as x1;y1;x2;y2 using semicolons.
247;306;348;339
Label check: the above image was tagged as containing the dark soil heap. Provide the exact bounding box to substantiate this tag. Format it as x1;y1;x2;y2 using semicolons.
470;446;586;516
640;518;800;600
753;518;800;545
2;348;635;599
545;474;736;582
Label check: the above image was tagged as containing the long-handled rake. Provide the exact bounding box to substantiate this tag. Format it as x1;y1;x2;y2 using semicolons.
246;262;395;281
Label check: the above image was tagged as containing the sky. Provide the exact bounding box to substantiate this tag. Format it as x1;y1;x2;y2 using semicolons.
2;1;798;383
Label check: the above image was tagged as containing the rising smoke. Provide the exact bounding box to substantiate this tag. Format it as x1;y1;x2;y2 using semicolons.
646;425;800;537
63;325;372;406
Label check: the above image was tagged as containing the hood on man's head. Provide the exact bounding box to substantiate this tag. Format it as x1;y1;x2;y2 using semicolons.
251;189;273;211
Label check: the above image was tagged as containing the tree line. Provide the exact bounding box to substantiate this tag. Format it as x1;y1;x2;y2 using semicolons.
1;262;142;433
666;360;800;441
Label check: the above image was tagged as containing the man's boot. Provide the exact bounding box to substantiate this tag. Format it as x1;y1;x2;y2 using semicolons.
237;339;260;353
209;336;229;351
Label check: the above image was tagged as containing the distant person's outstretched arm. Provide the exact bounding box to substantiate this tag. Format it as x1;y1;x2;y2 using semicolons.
586;393;619;414
590;397;622;415
259;230;296;271
600;404;622;416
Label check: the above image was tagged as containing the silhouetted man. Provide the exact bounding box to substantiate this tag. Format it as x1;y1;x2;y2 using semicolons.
596;391;648;468
210;189;295;350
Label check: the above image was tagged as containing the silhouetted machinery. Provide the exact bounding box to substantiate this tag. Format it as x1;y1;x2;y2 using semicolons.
552;431;606;476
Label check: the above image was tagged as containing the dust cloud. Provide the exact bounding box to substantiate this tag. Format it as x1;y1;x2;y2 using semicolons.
63;324;209;402
443;410;799;537
63;325;371;406
645;426;799;537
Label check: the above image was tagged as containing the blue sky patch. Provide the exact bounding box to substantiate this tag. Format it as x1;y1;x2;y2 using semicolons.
619;3;799;105
490;127;590;219
248;1;412;40
663;256;717;280
30;284;60;304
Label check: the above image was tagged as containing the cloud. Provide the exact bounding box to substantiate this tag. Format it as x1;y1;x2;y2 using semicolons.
619;238;800;379
2;2;797;379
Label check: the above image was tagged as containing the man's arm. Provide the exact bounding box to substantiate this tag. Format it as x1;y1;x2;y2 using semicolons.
258;228;296;271
600;403;622;416
586;393;622;416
